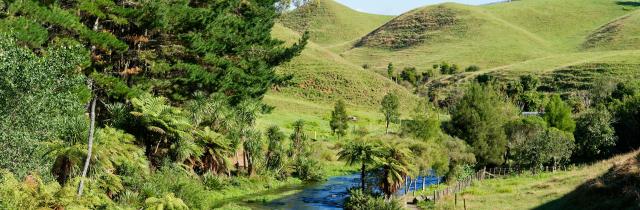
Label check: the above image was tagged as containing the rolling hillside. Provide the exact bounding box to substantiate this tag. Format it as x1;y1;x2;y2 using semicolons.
260;23;418;137
266;0;640;136
340;0;640;73
278;0;392;49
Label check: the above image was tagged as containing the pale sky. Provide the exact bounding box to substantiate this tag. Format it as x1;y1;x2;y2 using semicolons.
334;0;499;15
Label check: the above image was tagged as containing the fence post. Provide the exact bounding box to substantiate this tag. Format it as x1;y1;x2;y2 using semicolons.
455;193;458;206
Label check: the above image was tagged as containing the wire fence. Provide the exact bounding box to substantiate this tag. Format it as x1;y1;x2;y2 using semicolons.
418;165;571;203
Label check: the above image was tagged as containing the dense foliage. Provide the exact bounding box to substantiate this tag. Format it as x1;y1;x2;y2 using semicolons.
0;0;313;208
448;83;518;166
0;35;89;178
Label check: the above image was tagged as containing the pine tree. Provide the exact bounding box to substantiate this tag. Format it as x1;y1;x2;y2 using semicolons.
330;100;349;138
387;62;394;79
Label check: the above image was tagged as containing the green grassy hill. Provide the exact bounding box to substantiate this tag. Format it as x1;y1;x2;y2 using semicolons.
584;10;640;50
260;24;418;137
278;0;392;49
266;0;640;137
270;24;417;108
339;0;639;75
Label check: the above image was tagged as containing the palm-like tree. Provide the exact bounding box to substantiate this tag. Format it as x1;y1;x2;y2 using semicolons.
376;143;416;199
129;94;198;165
195;127;232;176
46;127;148;196
338;140;382;191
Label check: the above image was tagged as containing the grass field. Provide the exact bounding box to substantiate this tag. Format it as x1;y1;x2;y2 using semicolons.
428;151;639;210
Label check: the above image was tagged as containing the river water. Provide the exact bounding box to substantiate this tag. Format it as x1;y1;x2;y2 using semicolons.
246;174;441;210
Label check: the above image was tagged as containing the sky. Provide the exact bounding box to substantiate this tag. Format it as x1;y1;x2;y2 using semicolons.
334;0;499;15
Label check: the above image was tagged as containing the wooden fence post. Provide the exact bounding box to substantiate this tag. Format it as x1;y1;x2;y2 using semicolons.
455;193;458;206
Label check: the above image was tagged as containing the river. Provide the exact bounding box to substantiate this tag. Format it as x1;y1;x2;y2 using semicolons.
244;173;441;210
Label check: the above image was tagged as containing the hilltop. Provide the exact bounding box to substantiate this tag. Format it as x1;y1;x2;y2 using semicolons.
341;0;639;72
279;0;392;49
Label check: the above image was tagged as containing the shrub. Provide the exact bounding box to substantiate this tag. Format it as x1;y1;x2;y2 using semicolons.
139;166;210;209
343;188;403;210
144;193;189;210
465;65;480;72
202;172;229;190
293;157;325;182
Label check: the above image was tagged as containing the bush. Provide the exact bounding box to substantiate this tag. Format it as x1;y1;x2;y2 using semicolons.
202;172;229;190
465;65;480;72
144;193;188;210
138;166;211;209
293;157;325;183
344;188;403;210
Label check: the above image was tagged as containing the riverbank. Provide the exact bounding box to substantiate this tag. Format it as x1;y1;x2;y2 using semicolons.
427;151;639;210
210;160;359;209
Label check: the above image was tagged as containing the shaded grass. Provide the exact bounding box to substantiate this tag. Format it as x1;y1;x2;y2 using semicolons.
430;151;639;210
535;152;640;210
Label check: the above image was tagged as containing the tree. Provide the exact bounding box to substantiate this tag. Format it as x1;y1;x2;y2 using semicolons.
265;126;287;172
448;83;518;166
196;127;232;175
380;93;400;134
505;116;548;167
290;120;308;158
612;95;640;152
0;35;89;178
574;107;616;162
387;63;395;79
376;143;415;198
443;137;476;182
400;67;420;86
401;100;440;141
544;95;576;133
519;75;540;92
338;140;382;191
4;0;309;105
511;127;574;170
611;82;636;101
330;100;349;138
439;62;451;75
517;91;547;112
243;129;263;176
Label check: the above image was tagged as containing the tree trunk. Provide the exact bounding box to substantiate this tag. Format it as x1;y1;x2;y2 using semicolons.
385;118;390;134
78;97;96;197
361;162;366;191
